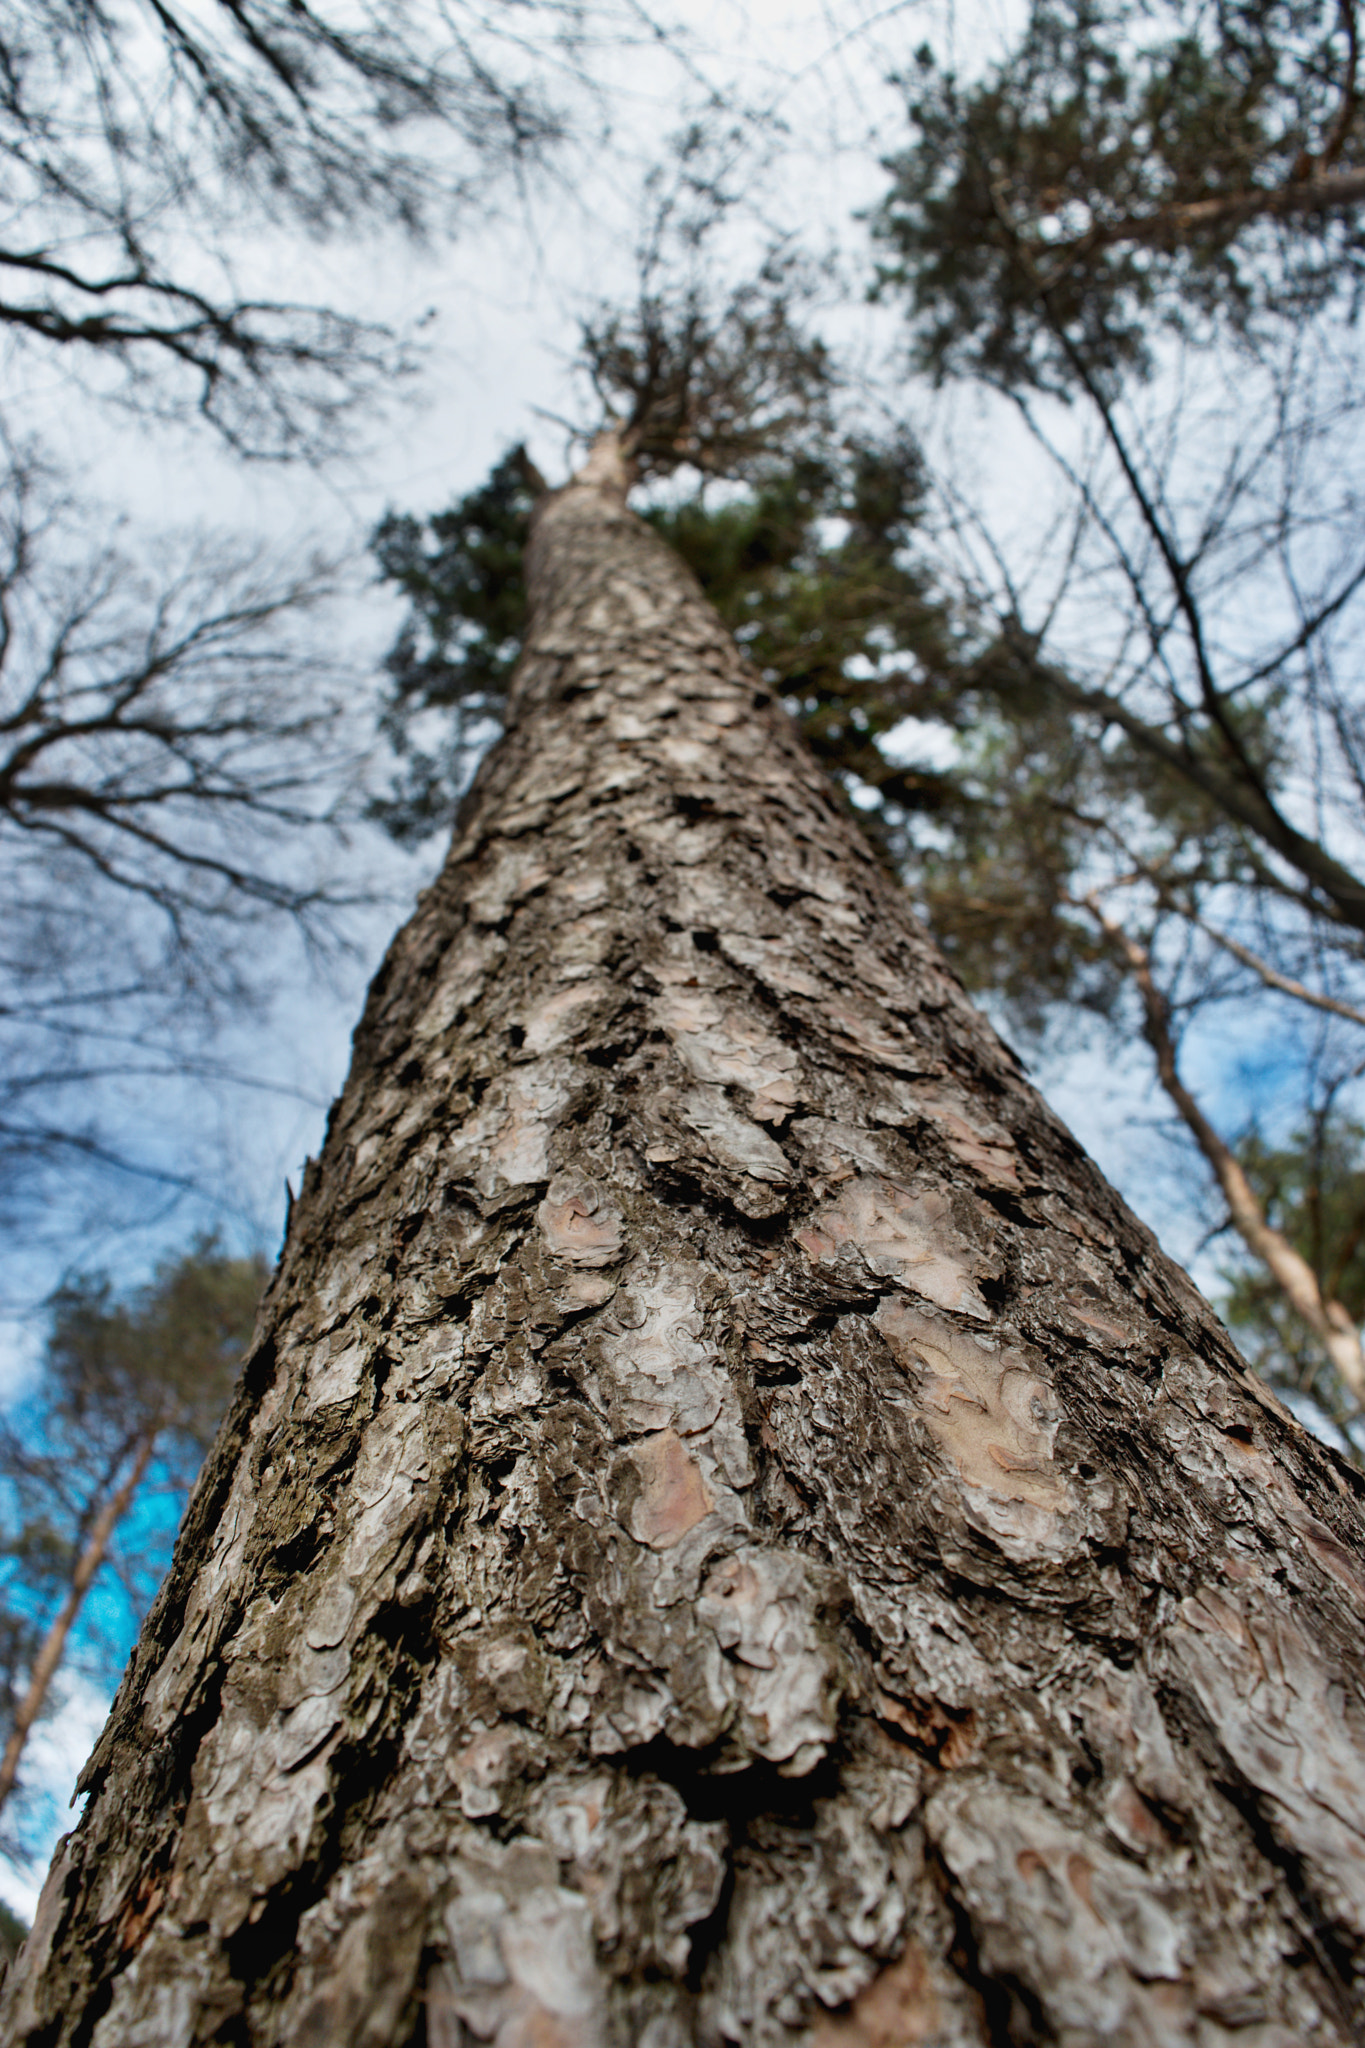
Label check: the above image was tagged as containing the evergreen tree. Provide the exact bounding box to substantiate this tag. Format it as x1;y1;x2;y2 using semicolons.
866;0;1365;1421
874;0;1365;396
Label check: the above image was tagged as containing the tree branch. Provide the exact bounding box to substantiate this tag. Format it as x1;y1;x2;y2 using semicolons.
1082;891;1365;1407
1038;167;1365;285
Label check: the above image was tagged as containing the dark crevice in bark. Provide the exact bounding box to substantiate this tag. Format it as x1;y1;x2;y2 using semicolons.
64;1687;235;2044
1204;1766;1364;2029
977;1187;1048;1231
64;1980;113;2048
933;1842;1049;2048
613;1735;862;2007
683;1861;738;2002
223;1878;320;2040
223;1605;441;2031
583;1039;637;1069
268;1516;327;1583
621;1738;848;1828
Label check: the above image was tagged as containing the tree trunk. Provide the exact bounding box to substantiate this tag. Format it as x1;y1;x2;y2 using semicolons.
1085;896;1365;1410
7;439;1365;2046
0;1430;158;1816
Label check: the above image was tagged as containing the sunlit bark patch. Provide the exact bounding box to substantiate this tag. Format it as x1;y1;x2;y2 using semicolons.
799;1177;994;1318
875;1299;1076;1550
625;1428;715;1549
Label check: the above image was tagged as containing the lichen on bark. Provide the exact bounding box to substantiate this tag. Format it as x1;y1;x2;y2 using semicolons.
6;440;1365;2047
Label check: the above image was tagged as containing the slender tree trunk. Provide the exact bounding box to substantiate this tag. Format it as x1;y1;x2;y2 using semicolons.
7;439;1365;2045
0;1430;157;1818
1088;896;1365;1409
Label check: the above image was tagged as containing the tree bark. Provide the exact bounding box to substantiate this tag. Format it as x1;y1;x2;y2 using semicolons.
0;1429;158;1817
7;440;1365;2045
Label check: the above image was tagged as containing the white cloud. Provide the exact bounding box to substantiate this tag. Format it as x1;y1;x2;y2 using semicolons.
0;1677;111;1926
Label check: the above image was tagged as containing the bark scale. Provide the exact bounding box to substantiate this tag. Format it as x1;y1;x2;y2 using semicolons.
7;450;1365;2046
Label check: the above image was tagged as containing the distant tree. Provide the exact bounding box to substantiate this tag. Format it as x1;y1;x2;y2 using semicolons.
874;0;1365;928
0;1240;264;1836
0;1898;24;1964
369;449;543;846
1222;1109;1365;1416
875;0;1365;398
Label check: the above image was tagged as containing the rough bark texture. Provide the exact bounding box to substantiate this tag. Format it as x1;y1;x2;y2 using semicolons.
8;454;1365;2048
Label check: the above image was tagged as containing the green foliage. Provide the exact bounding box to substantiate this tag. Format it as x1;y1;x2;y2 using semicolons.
374;442;1306;1033
912;675;1116;1032
368;436;980;856
647;439;951;799
874;0;1365;394
0;1607;41;1756
1221;1116;1365;1412
0;1896;26;1960
368;450;538;843
42;1240;266;1461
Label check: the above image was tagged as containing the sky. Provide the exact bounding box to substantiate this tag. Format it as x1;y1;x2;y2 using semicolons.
1;0;1361;1919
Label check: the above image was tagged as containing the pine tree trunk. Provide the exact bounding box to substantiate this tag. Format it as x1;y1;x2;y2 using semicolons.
7;443;1365;2046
